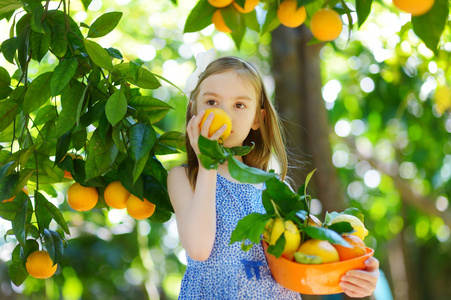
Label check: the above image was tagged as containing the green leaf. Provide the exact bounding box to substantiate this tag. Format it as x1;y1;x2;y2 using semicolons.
303;168;316;196
0;37;19;64
142;174;173;212
23;72;52;114
84;39;113;71
12;191;29;247
158;131;186;151
133;152;149;184
228;156;276;184
355;0;372;28
9;242;35;286
184;0;216;33
294;251;323;264
148;205;172;223
119;157;144;200
50;58;79;97
0;0;22;13
130;123;157;162
267;234;285;258
412;0;448;55
222;6;245;49
128;95;173;111
228;143;254;156
0;201;20;220
265;177;305;216
229;212;271;244
55;131;71;167
88;11;123;38
43;228;63;265
0;100;19;132
72;125;87;151
81;0;92;10
30;4;44;33
261;3;280;34
85;129;118;181
50;23;67;57
105;89;127;126
326;221;355;235
243;10;259;33
30;23;50;61
303;226;351;247
56;82;86;138
114;64;161;89
198;154;220;170
198;135;229;159
0;66;11;87
33;105;57;126
35;191;52;233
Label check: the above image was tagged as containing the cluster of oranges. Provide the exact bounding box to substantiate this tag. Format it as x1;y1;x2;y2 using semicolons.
264;213;369;264
67;180;156;221
209;0;343;42
209;0;436;43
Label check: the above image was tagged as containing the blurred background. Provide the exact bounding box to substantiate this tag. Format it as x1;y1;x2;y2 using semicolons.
1;0;450;299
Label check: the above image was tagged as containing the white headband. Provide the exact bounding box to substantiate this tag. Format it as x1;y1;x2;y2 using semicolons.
184;48;216;99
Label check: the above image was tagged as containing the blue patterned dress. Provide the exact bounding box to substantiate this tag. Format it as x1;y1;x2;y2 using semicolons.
179;174;302;299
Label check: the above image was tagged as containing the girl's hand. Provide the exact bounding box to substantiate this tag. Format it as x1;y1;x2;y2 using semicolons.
340;257;380;298
186;110;227;155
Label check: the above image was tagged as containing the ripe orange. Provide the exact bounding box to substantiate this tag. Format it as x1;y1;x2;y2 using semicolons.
333;235;367;261
200;108;232;141
233;0;259;13
310;8;343;42
67;182;98;212
277;0;307;28
212;9;232;33
126;194;156;220
208;0;233;8
26;250;58;279
104;181;130;209
393;0;435;16
2;186;29;203
296;239;339;264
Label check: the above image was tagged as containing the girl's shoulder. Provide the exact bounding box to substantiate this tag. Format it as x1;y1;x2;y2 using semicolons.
167;165;189;186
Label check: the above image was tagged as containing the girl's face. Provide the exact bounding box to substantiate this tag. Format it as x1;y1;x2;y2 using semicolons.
195;70;263;148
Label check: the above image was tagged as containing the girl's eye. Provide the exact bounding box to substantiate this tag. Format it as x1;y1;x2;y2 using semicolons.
235;103;246;109
206;100;217;105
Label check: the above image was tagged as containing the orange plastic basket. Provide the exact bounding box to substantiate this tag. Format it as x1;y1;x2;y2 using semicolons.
263;241;374;295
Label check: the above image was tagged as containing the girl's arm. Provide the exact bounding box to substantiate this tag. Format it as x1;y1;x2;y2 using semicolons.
167;111;227;261
340;256;380;298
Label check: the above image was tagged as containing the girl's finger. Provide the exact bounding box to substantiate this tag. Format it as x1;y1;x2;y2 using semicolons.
200;111;214;137
209;124;227;141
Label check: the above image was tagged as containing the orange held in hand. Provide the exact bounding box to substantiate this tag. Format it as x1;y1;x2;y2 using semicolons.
333;235;366;261
26;250;58;279
310;8;343;42
277;0;307;28
208;0;233;8
67;182;98;212
126;194;156;220
233;0;259;13
104;181;130;209
393;0;435;16
200;108;232;141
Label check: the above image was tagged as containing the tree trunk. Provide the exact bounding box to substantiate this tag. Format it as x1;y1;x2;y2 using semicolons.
270;25;346;214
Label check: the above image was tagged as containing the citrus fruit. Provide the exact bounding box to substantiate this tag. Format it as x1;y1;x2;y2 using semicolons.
329;214;369;241
26;250;58;279
126;194;156;220
393;0;435;16
333;235;366;261
277;0;307;28
104;181;130;209
212;9;232;33
266;218;301;261
233;0;259;13
310;8;343;41
200;108;232;141
208;0;233;8
295;239;339;264
2;186;29;203
67;182;98;212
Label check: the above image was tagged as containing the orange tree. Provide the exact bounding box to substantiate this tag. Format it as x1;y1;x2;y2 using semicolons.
185;0;448;54
0;0;182;286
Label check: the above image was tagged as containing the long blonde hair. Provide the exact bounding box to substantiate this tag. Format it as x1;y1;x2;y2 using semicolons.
185;56;288;188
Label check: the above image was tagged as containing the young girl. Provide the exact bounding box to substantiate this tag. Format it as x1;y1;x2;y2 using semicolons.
168;54;379;299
